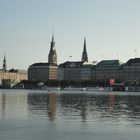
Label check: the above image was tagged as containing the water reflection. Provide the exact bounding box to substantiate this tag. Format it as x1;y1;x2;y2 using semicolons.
1;91;140;122
48;93;57;120
28;93;57;120
1;90;140;140
27;92;140;123
0;93;6;117
0;91;28;119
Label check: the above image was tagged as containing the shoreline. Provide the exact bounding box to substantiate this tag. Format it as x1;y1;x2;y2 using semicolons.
0;88;140;95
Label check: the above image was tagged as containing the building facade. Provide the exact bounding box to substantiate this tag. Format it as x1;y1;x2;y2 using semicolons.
0;54;27;87
58;61;83;81
28;63;57;82
124;58;140;85
81;62;93;80
0;70;27;87
93;60;124;84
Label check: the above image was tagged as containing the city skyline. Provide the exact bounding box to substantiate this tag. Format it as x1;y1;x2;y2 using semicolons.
0;0;140;70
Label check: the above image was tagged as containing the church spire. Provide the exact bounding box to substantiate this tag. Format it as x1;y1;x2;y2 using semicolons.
3;54;7;71
48;34;57;64
51;34;55;49
81;37;88;62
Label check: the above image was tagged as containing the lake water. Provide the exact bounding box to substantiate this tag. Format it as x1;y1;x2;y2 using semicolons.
0;89;140;140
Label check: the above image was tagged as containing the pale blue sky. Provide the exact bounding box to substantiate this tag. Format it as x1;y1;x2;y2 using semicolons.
0;0;140;69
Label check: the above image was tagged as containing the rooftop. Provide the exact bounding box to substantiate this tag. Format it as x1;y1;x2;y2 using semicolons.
59;61;83;68
29;62;57;67
97;60;121;66
126;58;140;66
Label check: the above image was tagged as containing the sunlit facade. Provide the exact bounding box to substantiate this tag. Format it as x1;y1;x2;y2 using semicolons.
28;63;57;82
0;70;27;83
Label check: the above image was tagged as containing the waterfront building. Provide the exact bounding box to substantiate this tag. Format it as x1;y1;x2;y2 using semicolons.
28;35;140;87
93;60;124;84
0;54;27;87
81;62;93;80
28;63;57;82
58;65;64;81
0;69;27;87
124;58;140;85
58;61;83;81
58;61;95;82
28;35;58;82
9;69;27;81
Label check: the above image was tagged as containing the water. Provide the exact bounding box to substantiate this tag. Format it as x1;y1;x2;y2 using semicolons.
0;89;140;140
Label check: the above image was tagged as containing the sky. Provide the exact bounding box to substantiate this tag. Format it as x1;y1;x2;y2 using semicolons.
0;0;140;70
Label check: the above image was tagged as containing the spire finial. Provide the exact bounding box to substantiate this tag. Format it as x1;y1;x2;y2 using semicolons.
51;32;55;48
84;37;86;50
52;27;54;41
52;34;54;42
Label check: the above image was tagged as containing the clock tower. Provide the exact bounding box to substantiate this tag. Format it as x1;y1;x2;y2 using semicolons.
48;35;57;65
